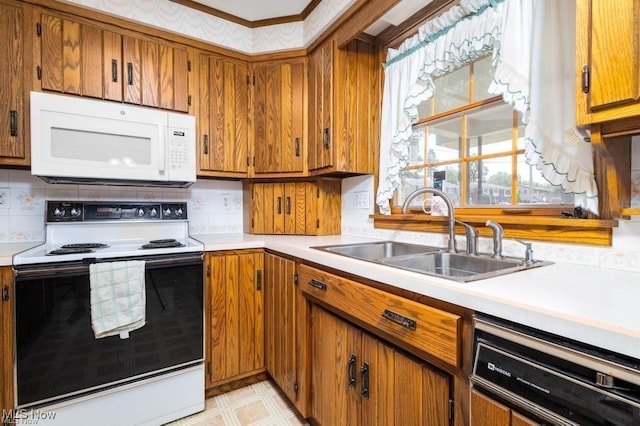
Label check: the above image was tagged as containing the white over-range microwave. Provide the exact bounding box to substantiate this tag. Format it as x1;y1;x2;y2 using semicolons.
30;91;196;187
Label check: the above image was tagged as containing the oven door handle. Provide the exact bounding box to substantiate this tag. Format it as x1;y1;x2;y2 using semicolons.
14;253;203;278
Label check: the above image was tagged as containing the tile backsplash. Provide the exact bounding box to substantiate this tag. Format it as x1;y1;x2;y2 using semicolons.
5;169;640;274
0;169;243;243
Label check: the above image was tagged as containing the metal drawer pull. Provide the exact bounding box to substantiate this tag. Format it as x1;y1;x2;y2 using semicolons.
127;62;134;85
348;354;356;388
308;279;327;291
10;111;17;137
285;197;291;215
361;362;369;398
111;59;118;82
382;309;417;330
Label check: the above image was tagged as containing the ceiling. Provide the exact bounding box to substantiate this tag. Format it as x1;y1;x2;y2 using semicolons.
183;0;433;34
189;0;314;22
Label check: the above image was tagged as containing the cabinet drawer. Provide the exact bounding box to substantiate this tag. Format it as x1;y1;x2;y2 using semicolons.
299;264;460;367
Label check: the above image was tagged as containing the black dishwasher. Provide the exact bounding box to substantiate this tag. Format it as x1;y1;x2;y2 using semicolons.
471;315;640;425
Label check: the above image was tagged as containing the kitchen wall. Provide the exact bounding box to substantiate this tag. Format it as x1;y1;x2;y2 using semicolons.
341;175;640;274
6;168;640;273
0;169;243;243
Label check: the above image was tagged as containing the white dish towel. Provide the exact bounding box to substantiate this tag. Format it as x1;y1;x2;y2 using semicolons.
89;260;146;339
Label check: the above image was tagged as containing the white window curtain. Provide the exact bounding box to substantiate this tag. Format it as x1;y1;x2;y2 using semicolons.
375;0;599;215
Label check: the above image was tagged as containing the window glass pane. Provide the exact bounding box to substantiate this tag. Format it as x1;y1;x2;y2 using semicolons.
407;128;426;167
433;66;469;114
426;117;463;162
516;155;574;205
467;104;515;156
398;168;428;209
472;56;494;102
466;156;512;205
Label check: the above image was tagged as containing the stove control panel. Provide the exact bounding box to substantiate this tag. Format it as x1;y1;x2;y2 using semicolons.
46;202;188;222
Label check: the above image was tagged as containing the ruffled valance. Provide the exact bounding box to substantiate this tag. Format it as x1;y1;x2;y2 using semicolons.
376;0;599;215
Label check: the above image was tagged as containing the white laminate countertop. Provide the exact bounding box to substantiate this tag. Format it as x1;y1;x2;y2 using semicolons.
0;242;44;267
194;233;640;360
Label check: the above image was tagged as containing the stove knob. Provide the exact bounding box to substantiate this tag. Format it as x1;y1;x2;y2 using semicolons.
175;207;184;217
53;207;65;217
164;207;172;217
70;207;81;217
150;207;158;217
136;208;145;217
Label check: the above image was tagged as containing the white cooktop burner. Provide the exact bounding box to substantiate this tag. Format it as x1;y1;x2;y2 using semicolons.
13;201;204;265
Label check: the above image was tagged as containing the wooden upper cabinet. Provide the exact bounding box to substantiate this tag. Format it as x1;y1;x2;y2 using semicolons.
198;53;249;177
253;59;306;176
576;0;640;125
244;180;341;236
37;12;190;112
308;37;379;175
0;0;28;164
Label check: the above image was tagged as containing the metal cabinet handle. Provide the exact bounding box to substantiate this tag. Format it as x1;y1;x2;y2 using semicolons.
295;137;300;157
348;354;356;388
381;309;417;330
203;135;209;154
10;111;17;137
127;62;134;85
277;197;282;214
111;59;118;83
256;270;262;291
361;362;369;398
308;279;327;291
285;197;291;215
581;65;590;94
323;128;330;149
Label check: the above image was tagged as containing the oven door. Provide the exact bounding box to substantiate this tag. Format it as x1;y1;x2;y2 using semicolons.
14;253;204;408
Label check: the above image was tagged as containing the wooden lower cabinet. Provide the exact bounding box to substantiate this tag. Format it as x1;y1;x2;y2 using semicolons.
263;252;310;417
205;250;265;390
1;266;14;418
471;389;540;426
310;306;451;425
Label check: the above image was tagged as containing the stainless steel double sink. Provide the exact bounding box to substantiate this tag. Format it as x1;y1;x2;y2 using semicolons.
312;241;550;282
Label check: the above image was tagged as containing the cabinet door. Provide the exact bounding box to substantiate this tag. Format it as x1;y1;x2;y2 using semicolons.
308;41;333;171
0;266;14;416
284;182;307;235
264;253;310;417
198;55;249;176
311;306;350;425
0;0;26;162
206;251;264;387
40;14;119;100
471;389;511;426
254;60;305;175
576;0;640;124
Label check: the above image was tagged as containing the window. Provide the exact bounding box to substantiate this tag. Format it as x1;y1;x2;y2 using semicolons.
396;56;574;213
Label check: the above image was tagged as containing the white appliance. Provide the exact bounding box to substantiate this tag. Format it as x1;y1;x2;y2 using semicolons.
30;92;196;187
13;202;205;426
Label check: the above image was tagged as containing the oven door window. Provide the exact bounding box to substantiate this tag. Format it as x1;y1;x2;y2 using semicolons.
15;259;203;407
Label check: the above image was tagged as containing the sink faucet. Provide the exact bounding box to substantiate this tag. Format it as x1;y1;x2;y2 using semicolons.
402;187;456;252
485;220;504;258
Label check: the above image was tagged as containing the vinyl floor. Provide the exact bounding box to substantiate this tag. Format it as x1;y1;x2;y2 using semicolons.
165;380;308;425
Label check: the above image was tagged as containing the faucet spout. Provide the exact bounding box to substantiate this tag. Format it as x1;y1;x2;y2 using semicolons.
402;187;456;252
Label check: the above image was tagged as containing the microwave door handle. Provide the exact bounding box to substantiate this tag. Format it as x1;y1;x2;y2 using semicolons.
158;128;167;174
